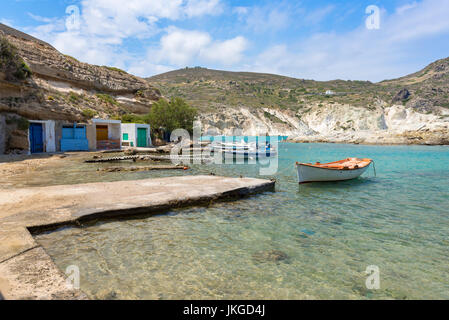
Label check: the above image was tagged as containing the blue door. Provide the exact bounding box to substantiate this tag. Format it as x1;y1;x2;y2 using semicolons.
61;125;88;151
29;123;43;153
61;126;89;151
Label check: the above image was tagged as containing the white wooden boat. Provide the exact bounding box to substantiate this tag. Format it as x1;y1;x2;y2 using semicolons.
212;141;277;157
296;158;373;184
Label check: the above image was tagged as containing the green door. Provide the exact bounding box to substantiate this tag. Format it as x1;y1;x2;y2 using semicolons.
137;128;147;147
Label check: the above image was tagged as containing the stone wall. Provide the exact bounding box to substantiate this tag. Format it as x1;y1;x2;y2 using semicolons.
2;113;29;154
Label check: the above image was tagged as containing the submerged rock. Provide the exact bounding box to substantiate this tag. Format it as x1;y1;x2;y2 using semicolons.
252;249;289;263
301;229;315;235
305;209;344;225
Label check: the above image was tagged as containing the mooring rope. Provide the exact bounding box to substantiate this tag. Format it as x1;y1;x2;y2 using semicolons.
372;160;377;177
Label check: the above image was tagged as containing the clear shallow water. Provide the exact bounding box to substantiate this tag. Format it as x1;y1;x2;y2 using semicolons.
34;143;449;299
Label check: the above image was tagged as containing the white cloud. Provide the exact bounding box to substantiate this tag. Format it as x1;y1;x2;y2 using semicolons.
0;19;15;27
242;4;296;33
385;0;449;42
128;62;173;78
184;0;223;17
304;5;335;24
79;0;185;39
141;28;247;68
127;27;248;77
396;2;419;14
238;3;334;33
25;0;225;71
158;28;212;65
251;0;449;81
201;36;247;65
27;13;56;23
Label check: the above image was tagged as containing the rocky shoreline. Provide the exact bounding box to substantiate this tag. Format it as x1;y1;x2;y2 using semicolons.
286;133;449;146
198;104;449;146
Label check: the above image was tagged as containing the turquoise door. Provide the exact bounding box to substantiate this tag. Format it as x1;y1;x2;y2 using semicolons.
137;128;147;147
29;123;43;153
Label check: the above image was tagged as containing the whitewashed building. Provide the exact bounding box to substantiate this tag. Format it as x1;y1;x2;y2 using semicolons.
92;119;122;150
121;123;152;148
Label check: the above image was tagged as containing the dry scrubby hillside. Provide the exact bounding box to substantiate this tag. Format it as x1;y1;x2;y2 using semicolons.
148;62;449;144
0;23;161;123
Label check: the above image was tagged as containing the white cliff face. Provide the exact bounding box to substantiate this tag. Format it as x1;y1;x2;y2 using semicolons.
198;103;449;145
383;105;447;132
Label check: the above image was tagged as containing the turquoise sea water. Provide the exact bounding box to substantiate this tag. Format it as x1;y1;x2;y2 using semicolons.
35;143;449;299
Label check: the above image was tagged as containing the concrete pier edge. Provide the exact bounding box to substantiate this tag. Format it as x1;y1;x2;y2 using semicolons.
0;175;275;300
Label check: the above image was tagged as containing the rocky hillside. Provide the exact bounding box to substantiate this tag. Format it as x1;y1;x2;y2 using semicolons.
147;62;449;145
0;23;161;122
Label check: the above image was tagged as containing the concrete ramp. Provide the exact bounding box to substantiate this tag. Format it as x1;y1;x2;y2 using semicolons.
0;175;275;300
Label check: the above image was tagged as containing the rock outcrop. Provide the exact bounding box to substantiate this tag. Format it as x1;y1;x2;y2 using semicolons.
0;23;161;122
392;88;410;104
198;102;449;145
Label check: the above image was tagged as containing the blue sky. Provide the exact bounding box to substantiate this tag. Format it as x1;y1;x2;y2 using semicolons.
1;0;449;81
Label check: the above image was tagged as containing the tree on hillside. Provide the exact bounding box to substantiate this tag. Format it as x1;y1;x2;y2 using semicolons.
148;97;197;134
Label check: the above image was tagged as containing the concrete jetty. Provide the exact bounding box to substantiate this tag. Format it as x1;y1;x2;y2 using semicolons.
0;175;275;300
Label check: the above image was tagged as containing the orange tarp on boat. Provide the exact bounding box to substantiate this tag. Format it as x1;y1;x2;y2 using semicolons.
297;158;373;170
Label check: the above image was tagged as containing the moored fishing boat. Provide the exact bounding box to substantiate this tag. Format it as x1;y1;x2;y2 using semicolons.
212;140;277;157
296;158;373;184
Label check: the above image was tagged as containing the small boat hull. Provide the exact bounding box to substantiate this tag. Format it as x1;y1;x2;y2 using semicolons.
218;149;278;157
296;158;372;184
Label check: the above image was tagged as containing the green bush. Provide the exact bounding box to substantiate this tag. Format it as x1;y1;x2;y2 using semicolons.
1;37;32;80
64;54;80;63
120;113;149;124
6;116;29;130
103;66;127;74
96;93;118;106
68;91;81;103
147;97;197;133
82;108;98;119
263;111;286;124
17;117;29;130
14;60;32;79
